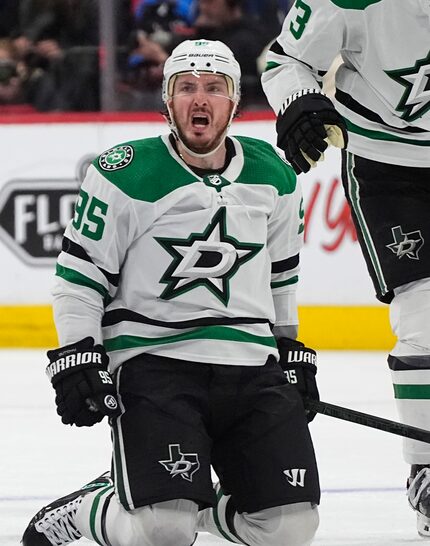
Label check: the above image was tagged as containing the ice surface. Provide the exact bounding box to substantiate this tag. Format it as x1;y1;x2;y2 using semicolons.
1;350;424;545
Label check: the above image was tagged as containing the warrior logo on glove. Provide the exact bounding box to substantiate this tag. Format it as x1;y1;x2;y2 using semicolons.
46;349;104;380
277;337;319;422
46;337;120;427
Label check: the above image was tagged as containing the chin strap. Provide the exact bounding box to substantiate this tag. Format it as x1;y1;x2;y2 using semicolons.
176;136;227;159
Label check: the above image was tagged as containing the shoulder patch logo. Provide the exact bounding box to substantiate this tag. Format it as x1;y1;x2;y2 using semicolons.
99;145;134;171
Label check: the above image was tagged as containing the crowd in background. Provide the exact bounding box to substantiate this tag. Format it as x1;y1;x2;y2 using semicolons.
0;0;294;113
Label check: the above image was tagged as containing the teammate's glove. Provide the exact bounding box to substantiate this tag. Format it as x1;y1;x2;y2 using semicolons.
277;337;319;421
46;337;120;427
276;93;348;174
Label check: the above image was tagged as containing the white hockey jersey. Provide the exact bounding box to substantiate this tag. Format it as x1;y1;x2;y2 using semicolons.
262;0;430;167
52;135;304;371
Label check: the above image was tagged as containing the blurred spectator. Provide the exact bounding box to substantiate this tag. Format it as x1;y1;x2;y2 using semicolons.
191;0;273;106
0;39;26;109
14;0;102;110
121;0;281;110
2;0;288;112
0;37;61;112
118;0;195;110
244;0;283;37
17;0;100;47
12;0;134;111
134;0;197;41
0;0;20;39
117;30;168;110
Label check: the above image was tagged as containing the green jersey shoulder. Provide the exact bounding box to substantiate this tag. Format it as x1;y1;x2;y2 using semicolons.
93;137;197;202
234;135;297;196
329;0;382;9
92;135;297;201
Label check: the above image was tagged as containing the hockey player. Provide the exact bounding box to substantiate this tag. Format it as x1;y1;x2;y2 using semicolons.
22;40;320;546
261;0;430;537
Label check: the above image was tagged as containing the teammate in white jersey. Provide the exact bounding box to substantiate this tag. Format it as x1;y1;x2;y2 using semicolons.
262;0;430;537
22;40;320;546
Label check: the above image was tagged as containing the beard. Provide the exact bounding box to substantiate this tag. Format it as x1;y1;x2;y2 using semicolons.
175;122;228;155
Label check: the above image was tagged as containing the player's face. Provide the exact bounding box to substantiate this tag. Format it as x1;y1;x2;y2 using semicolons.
169;73;235;154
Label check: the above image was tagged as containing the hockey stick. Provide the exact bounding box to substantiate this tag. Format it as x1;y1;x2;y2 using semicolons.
305;398;430;444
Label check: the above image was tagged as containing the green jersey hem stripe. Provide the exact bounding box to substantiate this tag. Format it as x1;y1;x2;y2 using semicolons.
56;264;109;301
345;119;430;146
104;326;277;352
346;153;387;294
271;276;298;288
89;486;113;546
394;384;430;399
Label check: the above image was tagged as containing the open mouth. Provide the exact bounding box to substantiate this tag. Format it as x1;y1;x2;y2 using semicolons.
192;114;210;127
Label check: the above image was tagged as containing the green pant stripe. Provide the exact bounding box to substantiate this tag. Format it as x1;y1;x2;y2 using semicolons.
394;384;430;399
213;489;239;544
111;417;128;508
111;369;131;509
346;152;387;294
89;486;113;545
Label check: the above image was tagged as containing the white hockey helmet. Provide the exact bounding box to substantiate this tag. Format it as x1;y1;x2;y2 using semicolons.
162;39;241;104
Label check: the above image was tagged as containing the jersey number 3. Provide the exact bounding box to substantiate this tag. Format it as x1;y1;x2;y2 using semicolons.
290;0;312;40
72;189;108;241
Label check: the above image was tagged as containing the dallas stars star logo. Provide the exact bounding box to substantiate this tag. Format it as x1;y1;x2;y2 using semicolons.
158;444;200;482
155;207;263;305
98;145;134;171
386;225;424;260
386;50;430;122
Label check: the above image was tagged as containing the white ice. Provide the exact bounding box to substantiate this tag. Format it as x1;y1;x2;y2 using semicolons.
1;350;425;545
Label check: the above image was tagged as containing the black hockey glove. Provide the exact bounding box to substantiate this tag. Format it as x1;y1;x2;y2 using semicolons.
276;93;348;174
277;337;319;422
46;337;120;427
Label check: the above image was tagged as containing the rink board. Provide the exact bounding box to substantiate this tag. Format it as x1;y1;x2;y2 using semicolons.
0;304;395;350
